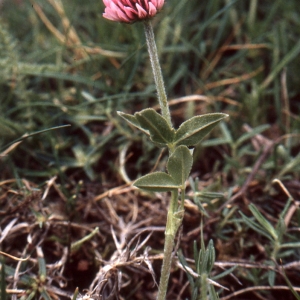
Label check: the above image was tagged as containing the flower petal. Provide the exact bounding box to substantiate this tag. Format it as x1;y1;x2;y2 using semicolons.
116;7;132;22
103;2;121;21
102;0;165;23
156;0;165;10
123;6;138;20
123;0;135;9
136;3;148;19
148;2;157;17
103;9;119;21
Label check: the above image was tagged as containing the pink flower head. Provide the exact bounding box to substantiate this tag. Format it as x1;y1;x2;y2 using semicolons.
103;0;165;23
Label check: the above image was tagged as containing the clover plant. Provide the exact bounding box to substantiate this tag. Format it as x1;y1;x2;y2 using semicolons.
102;1;228;299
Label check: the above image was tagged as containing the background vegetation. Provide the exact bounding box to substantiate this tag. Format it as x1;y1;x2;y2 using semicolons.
1;0;300;299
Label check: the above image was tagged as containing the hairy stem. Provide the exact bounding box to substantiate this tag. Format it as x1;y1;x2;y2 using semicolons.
157;233;175;300
143;19;183;300
200;273;208;300
143;20;172;127
157;190;183;300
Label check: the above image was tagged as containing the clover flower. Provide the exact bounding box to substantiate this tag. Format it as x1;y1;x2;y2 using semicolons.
103;0;165;23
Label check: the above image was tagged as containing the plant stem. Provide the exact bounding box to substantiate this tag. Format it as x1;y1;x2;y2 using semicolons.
143;20;172;127
200;273;208;300
143;19;183;300
157;190;183;300
157;233;175;300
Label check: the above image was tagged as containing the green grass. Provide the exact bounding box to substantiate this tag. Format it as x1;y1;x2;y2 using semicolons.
1;0;300;299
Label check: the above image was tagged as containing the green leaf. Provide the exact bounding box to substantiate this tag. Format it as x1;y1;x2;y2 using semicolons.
235;124;270;147
208;284;220;300
281;267;300;300
268;269;276;287
167;145;193;186
1;124;71;152
239;212;274;241
279;242;300;249
192;196;209;217
276;217;286;243
177;250;196;290
135;108;175;145
38;256;46;277
220;121;233;144
72;288;80;300
249;204;278;241
202;253;209;275
40;289;52;300
207;240;216;274
133;172;180;192
278;152;300;179
194;191;224;200
117;111;149;135
118;110;166;148
25;291;36;300
279;197;293;220
4;264;33;285
174;113;228;147
212;266;237;280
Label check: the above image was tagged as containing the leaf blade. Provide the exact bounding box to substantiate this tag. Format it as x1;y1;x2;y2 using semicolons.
174;113;228;147
135;108;175;145
133;172;180;192
167;145;193;186
117;111;149;135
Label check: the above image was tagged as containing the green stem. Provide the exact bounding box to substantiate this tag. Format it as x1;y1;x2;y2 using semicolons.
157;190;183;300
180;188;185;210
143;18;183;300
143;20;172;127
271;240;280;261
200;273;208;300
248;0;258;29
157;233;175;300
